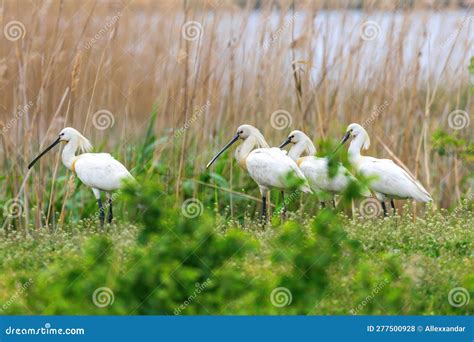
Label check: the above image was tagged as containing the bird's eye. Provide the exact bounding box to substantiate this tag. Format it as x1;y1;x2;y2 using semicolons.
60;133;64;137
290;135;294;139
239;130;243;134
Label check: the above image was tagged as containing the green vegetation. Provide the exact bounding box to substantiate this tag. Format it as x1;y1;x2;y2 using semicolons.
1;172;472;315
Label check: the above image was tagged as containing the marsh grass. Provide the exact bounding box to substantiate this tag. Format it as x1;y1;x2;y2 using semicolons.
1;2;473;229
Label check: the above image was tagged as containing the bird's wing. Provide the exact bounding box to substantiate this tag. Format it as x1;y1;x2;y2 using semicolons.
360;159;432;201
300;157;370;196
246;148;311;192
74;153;134;191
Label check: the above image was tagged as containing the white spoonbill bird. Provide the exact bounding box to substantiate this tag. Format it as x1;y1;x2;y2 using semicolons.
279;130;370;208
335;123;432;216
206;124;312;220
28;127;134;226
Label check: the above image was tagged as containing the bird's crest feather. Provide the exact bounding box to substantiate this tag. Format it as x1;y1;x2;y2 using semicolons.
77;133;93;153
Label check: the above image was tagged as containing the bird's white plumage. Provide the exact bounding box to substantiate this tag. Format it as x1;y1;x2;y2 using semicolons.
29;127;134;225
358;157;431;202
299;156;370;196
344;123;432;203
74;153;133;192
282;130;370;198
246;147;312;193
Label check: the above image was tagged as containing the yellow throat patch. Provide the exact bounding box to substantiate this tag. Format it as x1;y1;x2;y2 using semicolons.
71;158;78;174
238;157;247;171
296;157;307;167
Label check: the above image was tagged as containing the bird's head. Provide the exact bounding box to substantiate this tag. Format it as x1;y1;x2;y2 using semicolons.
28;127;92;169
334;123;370;155
345;123;370;149
279;130;316;156
58;127;81;142
206;124;268;169
279;130;307;147
235;124;258;140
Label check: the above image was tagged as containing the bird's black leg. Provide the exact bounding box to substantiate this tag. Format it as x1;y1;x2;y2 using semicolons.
381;201;388;217
98;199;105;227
107;197;113;224
320;201;326;209
261;195;267;222
280;191;287;220
332;198;336;209
390;199;396;215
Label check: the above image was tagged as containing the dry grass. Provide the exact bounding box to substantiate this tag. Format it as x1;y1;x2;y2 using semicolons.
0;0;472;229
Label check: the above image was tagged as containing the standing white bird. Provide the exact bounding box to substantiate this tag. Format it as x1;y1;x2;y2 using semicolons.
279;130;371;208
335;123;432;216
28;127;134;226
206;124;312;220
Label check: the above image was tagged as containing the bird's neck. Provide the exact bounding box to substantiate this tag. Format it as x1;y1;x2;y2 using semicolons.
348;134;366;168
62;139;79;170
234;135;268;165
288;139;316;161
